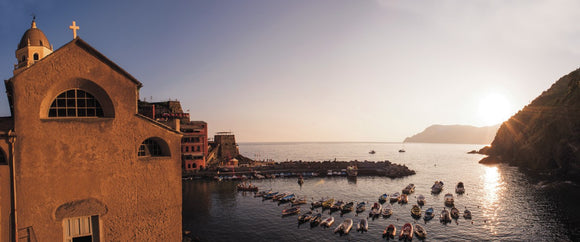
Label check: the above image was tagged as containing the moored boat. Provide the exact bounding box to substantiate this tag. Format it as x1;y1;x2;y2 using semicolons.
415;224;427;239
431;181;444;194
272;192;287;201
310;213;322;227
424;207;434;221
390;192;401;203
263;191;279;200
450;207;460;219
440;208;451;223
311;198;324;209
346;165;358;177
456;181;465;194
282;206;300;216
291;197;307;206
357;218;368;232
411;204;422;218
378;193;388;203
237;183;259;192
399;194;408;204
417;194;426;206
355;201;366;213
369;150;376;154
322;198;335;209
321;216;335;227
444;193;454;207
341;201;354;214
402;183;415;194
464;208;472;219
279;193;296;203
383;224;396;239
334;218;353;235
381;204;393;217
369;202;382;218
331;200;344;212
297;211;313;223
399;223;414;241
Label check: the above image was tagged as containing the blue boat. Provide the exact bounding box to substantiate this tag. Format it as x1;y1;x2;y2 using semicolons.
280;193;295;203
424;207;434;221
263;191;279;200
378;193;388;203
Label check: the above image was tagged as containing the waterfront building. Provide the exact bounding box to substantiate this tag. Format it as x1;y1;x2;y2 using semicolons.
0;20;182;241
138;101;208;171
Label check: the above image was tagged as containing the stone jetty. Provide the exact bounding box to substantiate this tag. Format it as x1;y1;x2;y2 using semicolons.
185;160;416;179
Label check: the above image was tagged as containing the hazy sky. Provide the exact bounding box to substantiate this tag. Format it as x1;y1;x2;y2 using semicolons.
1;0;579;142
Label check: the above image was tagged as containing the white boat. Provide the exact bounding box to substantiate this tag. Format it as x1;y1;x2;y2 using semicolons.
321;216;335;227
415;224;427;239
334;218;353;235
357;218;368;232
444;193;454;207
369;202;382;218
417;194;426;206
381;204;393;217
390;192;400;203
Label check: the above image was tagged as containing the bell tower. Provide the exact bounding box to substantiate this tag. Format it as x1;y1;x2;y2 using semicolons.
14;18;53;75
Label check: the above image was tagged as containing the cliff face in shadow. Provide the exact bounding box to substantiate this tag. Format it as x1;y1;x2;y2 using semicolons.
480;68;580;179
404;124;499;144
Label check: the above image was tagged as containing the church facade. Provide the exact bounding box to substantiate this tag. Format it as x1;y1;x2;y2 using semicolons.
0;20;182;241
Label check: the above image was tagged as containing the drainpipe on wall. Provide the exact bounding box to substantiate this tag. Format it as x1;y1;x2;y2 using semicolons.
8;130;17;242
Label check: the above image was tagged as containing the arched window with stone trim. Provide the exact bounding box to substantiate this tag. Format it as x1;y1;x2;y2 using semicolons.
138;137;170;157
48;89;104;118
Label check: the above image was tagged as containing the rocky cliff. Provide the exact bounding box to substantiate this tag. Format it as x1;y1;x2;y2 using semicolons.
480;68;580;179
404;124;499;144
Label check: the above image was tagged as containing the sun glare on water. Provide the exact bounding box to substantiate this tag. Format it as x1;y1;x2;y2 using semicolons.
478;93;513;126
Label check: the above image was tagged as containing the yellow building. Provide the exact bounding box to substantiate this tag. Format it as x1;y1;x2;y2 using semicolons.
0;20;182;241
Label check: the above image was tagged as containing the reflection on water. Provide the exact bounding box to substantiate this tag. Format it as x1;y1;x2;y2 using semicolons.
481;166;504;235
184;143;580;241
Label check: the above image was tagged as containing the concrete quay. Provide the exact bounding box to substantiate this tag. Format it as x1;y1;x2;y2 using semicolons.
183;160;416;180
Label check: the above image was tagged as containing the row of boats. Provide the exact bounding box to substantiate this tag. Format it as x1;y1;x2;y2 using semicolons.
245;181;473;239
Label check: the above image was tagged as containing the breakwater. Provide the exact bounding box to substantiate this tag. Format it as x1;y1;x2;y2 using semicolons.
183;160;416;179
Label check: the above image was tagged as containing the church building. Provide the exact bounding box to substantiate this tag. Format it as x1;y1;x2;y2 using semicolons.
0;19;182;241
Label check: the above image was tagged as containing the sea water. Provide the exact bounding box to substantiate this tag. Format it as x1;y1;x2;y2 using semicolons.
183;142;580;241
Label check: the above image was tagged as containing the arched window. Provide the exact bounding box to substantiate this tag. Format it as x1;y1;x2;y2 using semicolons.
20;55;26;62
48;89;104;117
138;138;169;157
33;53;39;60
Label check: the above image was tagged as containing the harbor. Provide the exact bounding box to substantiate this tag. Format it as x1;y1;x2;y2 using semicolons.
183;160;416;180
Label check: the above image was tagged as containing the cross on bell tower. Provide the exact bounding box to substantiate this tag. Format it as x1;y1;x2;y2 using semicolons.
69;21;79;39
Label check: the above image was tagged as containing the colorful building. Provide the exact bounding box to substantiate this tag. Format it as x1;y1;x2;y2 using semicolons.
139;101;208;171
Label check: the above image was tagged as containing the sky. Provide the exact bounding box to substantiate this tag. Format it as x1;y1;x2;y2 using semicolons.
1;0;579;142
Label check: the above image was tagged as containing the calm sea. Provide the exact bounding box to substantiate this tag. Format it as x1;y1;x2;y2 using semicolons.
183;142;580;241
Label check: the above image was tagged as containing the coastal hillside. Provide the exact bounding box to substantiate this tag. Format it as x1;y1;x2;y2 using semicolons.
480;68;580;179
404;124;499;144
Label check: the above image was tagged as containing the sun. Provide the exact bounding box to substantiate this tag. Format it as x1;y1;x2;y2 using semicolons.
478;93;513;126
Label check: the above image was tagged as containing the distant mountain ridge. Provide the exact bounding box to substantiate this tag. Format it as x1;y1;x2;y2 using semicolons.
404;124;500;144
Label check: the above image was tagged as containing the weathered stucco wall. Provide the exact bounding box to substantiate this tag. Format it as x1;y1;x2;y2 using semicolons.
8;39;182;241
